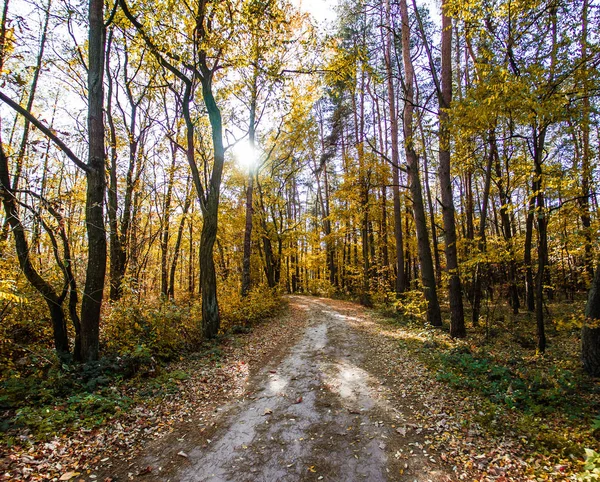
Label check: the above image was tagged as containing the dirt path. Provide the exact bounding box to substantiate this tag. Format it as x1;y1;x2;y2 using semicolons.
100;297;452;482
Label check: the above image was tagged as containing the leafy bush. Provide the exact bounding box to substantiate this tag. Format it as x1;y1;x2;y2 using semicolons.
394;290;428;321
1;283;283;445
103;297;202;360
579;449;600;480
219;284;281;331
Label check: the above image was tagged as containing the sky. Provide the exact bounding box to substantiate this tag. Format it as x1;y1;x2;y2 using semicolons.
294;0;338;24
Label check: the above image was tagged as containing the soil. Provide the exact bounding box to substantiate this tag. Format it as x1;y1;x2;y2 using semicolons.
94;296;454;482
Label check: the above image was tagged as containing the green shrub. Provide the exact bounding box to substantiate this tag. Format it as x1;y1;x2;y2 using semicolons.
578;449;600;480
102;297;201;360
219;284;281;331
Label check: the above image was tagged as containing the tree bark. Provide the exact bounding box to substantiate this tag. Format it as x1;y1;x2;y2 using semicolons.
241;69;258;297
400;0;441;327
168;185;192;298
439;0;465;338
0;143;70;359
383;0;405;294
80;0;107;361
583;260;600;376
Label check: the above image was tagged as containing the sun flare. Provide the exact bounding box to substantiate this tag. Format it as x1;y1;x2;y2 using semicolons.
233;140;259;171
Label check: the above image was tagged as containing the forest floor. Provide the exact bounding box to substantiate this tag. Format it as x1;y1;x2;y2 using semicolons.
3;296;597;481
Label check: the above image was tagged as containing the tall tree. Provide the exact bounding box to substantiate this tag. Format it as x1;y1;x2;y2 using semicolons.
80;0;107;361
120;0;230;337
399;0;442;327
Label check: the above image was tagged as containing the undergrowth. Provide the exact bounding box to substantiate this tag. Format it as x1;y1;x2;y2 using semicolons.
378;296;600;469
0;285;282;446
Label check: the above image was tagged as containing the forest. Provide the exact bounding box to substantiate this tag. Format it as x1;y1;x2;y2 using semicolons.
1;0;600;479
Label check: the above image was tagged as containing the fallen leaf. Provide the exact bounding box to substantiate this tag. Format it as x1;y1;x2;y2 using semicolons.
60;473;79;481
177;451;189;458
264;408;273;415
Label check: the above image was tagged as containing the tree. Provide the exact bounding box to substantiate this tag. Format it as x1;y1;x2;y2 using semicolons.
120;0;231;337
583;261;600;377
399;0;442;327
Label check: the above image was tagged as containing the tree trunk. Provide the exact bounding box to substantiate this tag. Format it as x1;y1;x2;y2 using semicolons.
199;208;219;337
472;130;494;326
533;128;548;353
400;0;441;327
169;185;192;298
524;193;536;312
439;0;465;338
105;30;127;302
579;0;593;278
384;0;405;294
583;260;600;376
198;75;225;338
241;56;259;297
0;143;70;359
160;151;177;298
80;0;106;361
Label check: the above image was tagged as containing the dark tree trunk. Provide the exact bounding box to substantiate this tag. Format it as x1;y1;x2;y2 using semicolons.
495;133;519;314
533;128;548;353
241;63;258;297
0;143;70;359
471;130;494;326
198;76;225;338
583;261;600;376
80;0;107;361
199;209;219;337
105;31;127;302
439;1;465;338
579;0;593;278
241;171;254;296
524;195;536;312
400;0;441;327
160;152;176;298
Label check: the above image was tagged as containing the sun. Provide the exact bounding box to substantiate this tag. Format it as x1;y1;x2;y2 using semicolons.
233;140;259;171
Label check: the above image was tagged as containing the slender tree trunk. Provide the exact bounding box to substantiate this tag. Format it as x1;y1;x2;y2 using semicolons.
1;0;51;243
439;0;465;338
420;123;441;283
524;193;536;312
105;30;127;302
10;0;51;192
579;0;593;278
169;184;192;298
400;0;441;327
384;0;405;294
241;54;259;297
161;151;176;298
533;128;548;352
472;130;494;326
0;143;70;359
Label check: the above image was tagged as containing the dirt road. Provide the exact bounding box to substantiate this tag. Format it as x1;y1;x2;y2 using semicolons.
104;296;452;482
